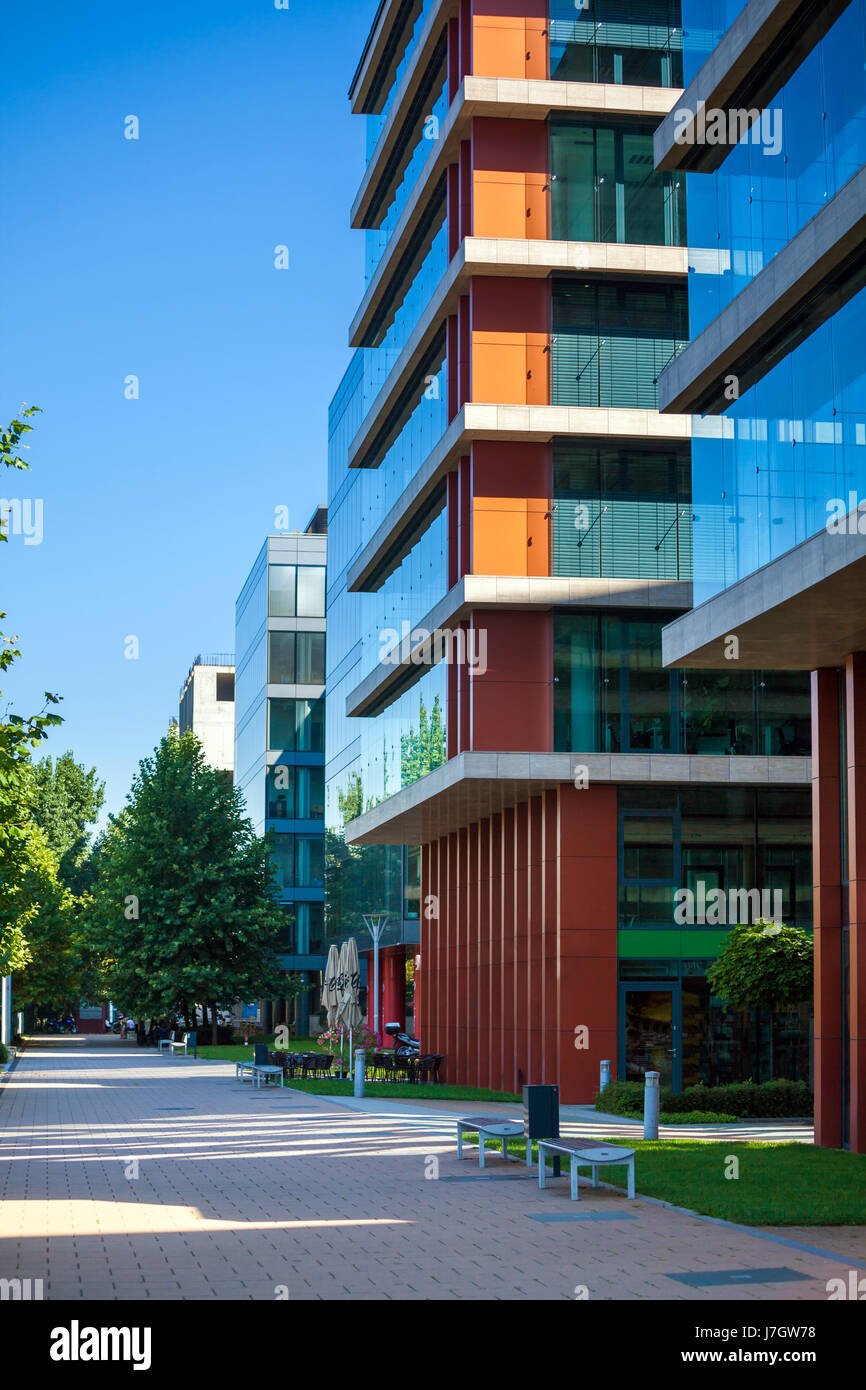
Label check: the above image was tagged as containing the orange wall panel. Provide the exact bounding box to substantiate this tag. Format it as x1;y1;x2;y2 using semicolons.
472;1;548;79
471;118;549;240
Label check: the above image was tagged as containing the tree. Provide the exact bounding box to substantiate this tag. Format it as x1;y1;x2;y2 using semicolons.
0;407;63;978
31;752;105;893
707;919;813;1012
94;731;294;1041
10;826;104;1017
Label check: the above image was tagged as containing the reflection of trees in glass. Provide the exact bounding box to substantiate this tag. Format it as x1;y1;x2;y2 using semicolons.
400;695;445;789
328;771;398;943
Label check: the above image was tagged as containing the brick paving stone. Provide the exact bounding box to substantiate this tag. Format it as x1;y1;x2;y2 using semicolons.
0;1040;862;1302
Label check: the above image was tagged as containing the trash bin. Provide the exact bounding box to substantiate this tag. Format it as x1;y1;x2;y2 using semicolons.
524;1084;561;1176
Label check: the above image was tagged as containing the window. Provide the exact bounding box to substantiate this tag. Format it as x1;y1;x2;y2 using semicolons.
268;566;296;617
268;632;296;685
296;837;325;888
551;121;685;247
297;567;326;617
267;766;295;819
216;673;235;702
268;700;296;752
296;698;325;752
296;767;325;820
271;834;293;892
268;698;325;753
296;632;326;685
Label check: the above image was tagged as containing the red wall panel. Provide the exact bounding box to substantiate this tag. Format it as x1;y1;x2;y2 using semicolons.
419;783;618;1102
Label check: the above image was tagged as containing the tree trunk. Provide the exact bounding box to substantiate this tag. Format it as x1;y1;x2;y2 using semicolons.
201;1002;209;1031
210;1002;218;1046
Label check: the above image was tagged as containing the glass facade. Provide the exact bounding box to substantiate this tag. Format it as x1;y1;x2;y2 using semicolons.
552;445;692;580
682;0;866;602
552;281;688;409
235;534;327;979
618;785;812;931
549;0;684;87
554;614;812;755
551;120;686;246
686;0;866;337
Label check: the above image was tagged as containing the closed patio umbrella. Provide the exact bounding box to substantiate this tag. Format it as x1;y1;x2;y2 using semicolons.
336;938;363;1072
322;945;340;1031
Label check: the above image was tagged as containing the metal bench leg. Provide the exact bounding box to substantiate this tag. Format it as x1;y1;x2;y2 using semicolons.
627;1158;635;1200
570;1163;579;1201
538;1149;546;1190
590;1164;599;1189
457;1127;463;1160
525;1138;532;1168
502;1135;509;1163
478;1135;485;1169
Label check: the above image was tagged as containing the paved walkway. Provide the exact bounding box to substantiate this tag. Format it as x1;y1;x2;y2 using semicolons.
0;1042;861;1301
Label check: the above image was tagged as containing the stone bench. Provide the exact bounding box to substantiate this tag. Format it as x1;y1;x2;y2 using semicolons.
537;1138;636;1201
456;1115;531;1169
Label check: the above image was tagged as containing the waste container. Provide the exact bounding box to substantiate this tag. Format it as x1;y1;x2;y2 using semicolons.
524;1084;561;1175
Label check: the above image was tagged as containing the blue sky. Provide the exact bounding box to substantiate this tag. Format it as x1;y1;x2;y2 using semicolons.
1;0;375;818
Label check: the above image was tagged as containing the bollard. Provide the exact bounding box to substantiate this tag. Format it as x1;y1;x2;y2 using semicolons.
599;1059;611;1093
644;1070;660;1140
353;1049;366;1099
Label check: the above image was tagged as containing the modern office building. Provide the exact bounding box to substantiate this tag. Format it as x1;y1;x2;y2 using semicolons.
326;0;813;1100
655;0;866;1150
178;656;236;779
235;513;328;1030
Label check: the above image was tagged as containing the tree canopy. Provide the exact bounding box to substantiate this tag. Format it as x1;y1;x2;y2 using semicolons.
0;407;64;979
707;919;813;1012
94;730;292;1034
31;752;105;893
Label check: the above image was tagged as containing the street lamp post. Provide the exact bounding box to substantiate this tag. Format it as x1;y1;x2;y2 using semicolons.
1;976;12;1047
362;914;390;1047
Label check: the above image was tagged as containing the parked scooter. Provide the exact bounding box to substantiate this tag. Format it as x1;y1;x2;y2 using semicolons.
385;1023;420;1057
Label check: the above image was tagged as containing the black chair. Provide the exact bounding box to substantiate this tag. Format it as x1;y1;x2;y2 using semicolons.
417;1054;444;1084
254;1043;269;1068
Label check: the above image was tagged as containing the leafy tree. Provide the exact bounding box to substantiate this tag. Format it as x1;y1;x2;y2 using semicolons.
707;919;813;1012
10;826;104;1016
94;731;295;1041
31;752;105;893
0;407;63;977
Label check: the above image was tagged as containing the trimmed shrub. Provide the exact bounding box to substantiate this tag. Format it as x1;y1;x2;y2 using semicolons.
0;1042;9;1065
612;1108;738;1124
597;1077;812;1119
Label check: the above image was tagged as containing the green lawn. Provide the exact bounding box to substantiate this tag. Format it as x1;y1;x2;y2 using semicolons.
195;1040;520;1102
485;1135;866;1226
286;1079;521;1102
196;1036;333;1064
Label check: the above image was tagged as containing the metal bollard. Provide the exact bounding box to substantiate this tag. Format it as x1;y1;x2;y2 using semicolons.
599;1059;611;1092
644;1070;660;1140
353;1049;366;1098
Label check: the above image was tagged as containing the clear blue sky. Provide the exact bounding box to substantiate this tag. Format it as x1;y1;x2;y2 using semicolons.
1;0;375;818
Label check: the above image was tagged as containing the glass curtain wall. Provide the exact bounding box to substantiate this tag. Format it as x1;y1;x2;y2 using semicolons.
552;281;688;410
549;0;684;86
551;121;686;246
553;614;812;755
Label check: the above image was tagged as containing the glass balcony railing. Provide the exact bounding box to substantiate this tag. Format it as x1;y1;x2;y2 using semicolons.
549;0;684;88
552;494;692;580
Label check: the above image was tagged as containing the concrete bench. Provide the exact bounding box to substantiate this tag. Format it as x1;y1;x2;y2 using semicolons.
236;1060;283;1090
456;1116;531;1169
250;1064;284;1090
537;1138;636;1201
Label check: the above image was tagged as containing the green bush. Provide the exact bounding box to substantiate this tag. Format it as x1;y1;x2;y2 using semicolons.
0;1043;9;1065
614;1109;738;1124
597;1077;811;1119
